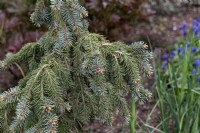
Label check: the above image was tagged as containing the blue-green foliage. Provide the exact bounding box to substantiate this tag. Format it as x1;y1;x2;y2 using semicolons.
0;0;152;132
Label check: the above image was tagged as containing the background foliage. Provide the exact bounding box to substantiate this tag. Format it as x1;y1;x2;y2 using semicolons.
0;0;41;53
156;18;200;132
81;0;148;37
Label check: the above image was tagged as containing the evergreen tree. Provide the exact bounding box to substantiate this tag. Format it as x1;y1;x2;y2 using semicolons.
0;0;153;132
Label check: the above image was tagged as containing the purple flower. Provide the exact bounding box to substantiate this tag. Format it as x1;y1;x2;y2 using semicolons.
178;47;182;54
170;51;175;59
192;19;200;36
192;19;199;28
192;47;197;53
186;41;190;47
193;60;200;68
179;22;187;30
162;54;168;60
198;76;200;83
197;17;200;22
179;22;187;36
192;69;197;75
182;29;187;36
192;68;197;75
162;61;168;70
194;27;199;36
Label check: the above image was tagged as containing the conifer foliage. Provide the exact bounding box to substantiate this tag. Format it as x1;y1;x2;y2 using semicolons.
0;0;153;132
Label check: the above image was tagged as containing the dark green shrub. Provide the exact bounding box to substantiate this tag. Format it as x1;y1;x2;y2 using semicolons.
0;0;152;132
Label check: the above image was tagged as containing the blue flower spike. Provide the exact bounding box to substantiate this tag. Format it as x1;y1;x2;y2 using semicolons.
177;47;182;54
186;41;190;47
198;76;200;83
192;18;200;36
194;28;199;36
179;22;187;36
197;17;200;22
179;22;187;30
192;69;197;75
170;50;175;59
192;47;197;53
193;60;200;68
183;30;187;36
162;61;168;70
162;54;168;60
